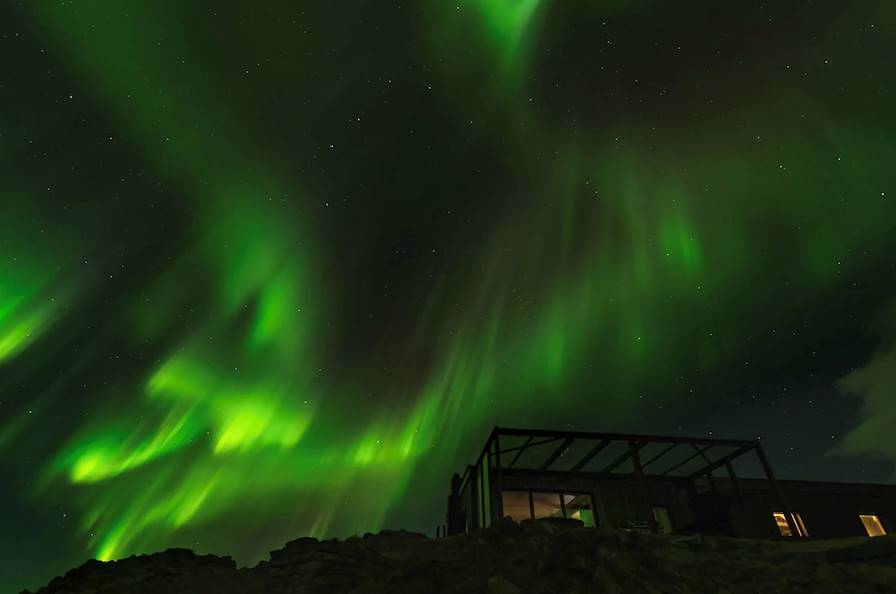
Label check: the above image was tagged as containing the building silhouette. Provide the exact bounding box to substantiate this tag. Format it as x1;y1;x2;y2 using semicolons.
446;427;895;539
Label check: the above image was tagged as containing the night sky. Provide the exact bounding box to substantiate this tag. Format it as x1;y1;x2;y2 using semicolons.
2;1;895;591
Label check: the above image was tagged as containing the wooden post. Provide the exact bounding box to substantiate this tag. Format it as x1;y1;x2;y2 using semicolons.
630;441;656;532
755;442;798;537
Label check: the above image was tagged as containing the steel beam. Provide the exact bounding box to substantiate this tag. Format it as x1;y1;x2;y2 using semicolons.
603;441;646;473
540;437;575;470
640;442;679;470
659;445;714;476
505;436;533;469
494;426;754;449
755;441;799;538
569;440;611;472
685;444;755;480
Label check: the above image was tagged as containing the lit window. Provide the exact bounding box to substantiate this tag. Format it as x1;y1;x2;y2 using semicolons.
564;494;596;527
859;514;887;537
773;512;792;537
531;492;564;519
502;491;532;522
773;512;808;537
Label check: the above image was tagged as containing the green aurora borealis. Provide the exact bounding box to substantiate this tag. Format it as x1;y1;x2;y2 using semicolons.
2;1;896;590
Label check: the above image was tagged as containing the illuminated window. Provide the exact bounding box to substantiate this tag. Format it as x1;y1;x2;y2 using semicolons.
531;492;564;519
859;514;887;537
502;491;596;525
502;490;533;522
773;512;808;537
773;512;792;536
564;494;596;527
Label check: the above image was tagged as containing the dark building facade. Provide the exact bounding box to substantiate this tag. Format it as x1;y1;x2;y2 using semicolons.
446;427;895;540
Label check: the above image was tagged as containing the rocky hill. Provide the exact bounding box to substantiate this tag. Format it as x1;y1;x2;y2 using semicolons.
24;518;896;593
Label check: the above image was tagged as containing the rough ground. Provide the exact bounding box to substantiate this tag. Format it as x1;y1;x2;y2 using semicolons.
25;518;896;593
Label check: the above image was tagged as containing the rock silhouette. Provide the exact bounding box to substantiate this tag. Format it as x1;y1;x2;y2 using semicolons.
24;519;896;593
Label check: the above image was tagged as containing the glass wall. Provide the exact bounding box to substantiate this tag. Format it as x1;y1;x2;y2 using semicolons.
532;492;564;519
459;478;470;532
502;490;533;522
565;494;596;527
501;490;596;527
480;460;491;528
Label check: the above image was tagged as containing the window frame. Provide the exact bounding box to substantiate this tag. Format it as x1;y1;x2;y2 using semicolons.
792;512;809;538
500;489;596;525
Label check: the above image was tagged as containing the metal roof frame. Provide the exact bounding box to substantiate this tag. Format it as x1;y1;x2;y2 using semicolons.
451;426;799;538
487;426;758;479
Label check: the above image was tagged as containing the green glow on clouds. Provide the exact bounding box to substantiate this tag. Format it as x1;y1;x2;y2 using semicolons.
0;3;894;589
0;258;62;363
477;0;543;56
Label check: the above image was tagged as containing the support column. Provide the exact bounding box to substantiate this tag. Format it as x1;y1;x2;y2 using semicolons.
480;459;488;528
630;441;656;532
726;461;745;508
694;445;719;494
592;488;607;527
755;442;798;537
469;464;480;530
494;430;504;520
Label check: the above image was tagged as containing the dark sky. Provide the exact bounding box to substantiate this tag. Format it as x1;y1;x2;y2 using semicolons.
1;1;895;591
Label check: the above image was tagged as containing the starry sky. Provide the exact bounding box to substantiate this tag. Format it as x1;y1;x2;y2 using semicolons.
1;1;895;591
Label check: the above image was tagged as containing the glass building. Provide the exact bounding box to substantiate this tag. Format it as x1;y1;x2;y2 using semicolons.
445;427;895;540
